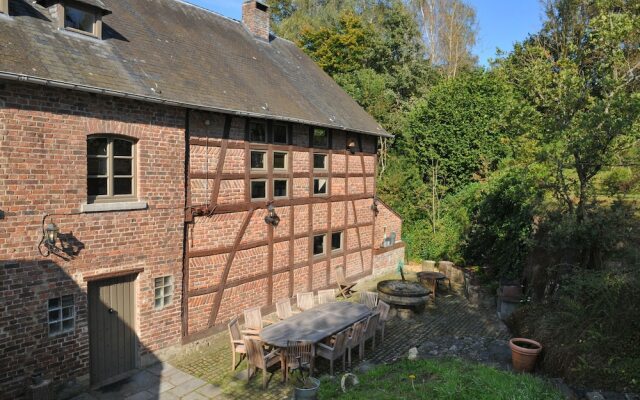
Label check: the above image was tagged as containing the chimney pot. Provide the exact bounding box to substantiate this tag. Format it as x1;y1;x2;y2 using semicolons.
242;1;270;42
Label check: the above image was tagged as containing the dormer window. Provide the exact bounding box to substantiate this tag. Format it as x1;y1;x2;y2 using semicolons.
37;0;111;39
64;5;96;35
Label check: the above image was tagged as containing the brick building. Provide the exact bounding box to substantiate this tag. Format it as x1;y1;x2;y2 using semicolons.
0;0;404;397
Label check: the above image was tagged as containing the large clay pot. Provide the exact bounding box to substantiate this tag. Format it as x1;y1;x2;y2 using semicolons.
509;338;542;372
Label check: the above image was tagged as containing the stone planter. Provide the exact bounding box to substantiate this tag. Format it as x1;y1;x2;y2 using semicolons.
463;269;495;309
509;338;542;372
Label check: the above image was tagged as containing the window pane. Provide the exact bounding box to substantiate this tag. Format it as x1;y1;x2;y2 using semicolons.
313;154;326;169
49;310;60;322
274;180;288;197
88;178;107;196
64;6;94;33
164;276;173;286
87;158;107;176
249;122;266;142
61;295;74;306
250;151;265;169
113;139;132;156
314;178;327;194
273;125;288;143
114;178;133;195
273;152;286;169
155;298;162;308
48;298;60;308
155;277;163;287
155;288;163;299
313;128;328;147
251;181;266;199
164;295;173;305
62;319;74;330
332;232;342;251
313;235;325;255
49;322;61;333
62;307;73;319
113;158;132;176
87;138;107;156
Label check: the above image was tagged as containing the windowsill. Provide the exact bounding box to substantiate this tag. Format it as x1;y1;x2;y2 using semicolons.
81;200;148;213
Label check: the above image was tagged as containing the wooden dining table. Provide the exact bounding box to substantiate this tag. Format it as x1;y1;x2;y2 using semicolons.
259;301;371;380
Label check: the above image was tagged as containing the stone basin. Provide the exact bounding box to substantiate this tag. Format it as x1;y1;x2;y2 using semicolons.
377;280;431;314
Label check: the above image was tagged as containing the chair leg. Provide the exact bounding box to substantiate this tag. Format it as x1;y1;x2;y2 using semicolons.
343;353;346;371
348;346;352;366
262;368;267;389
231;351;236;372
359;342;364;360
330;359;334;376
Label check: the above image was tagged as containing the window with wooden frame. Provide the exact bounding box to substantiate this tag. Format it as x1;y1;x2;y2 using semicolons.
273;179;288;198
87;136;136;203
313;178;328;195
273;124;289;144
48;295;75;336
250;150;267;170
64;4;99;36
250;179;267;200
313;153;327;170
331;231;343;252
249;121;267;142
273;151;288;170
312;128;329;148
313;234;326;256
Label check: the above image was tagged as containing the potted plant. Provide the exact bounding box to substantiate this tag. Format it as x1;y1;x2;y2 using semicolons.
509;338;542;372
290;357;320;399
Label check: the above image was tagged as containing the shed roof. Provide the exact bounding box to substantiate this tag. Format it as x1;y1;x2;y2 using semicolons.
0;0;390;137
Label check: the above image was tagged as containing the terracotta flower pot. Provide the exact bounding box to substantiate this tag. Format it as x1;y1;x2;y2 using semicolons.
509;338;542;372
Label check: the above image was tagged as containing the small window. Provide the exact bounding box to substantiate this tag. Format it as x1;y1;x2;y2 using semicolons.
273;151;288;170
48;295;75;336
251;180;267;200
273;179;288;198
251;151;266;170
313;154;327;170
312;128;328;148
64;6;96;35
313;178;327;195
331;231;343;252
313;234;326;256
249;121;267;142
154;276;174;310
273;124;289;144
87;136;135;202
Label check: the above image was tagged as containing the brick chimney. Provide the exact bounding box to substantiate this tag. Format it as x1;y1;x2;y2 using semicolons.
242;1;270;41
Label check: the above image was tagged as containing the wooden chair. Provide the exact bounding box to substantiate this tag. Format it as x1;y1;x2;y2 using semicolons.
345;319;366;367
336;266;357;299
243;306;267;334
317;289;336;304
360;312;381;359
275;298;297;320
285;340;314;383
296;292;315;311
375;300;391;342
359;291;379;309
244;337;282;389
227;317;247;371
316;329;348;376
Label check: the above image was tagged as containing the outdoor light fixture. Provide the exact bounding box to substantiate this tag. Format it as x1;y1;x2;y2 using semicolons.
264;203;280;227
45;222;59;246
38;215;71;260
371;197;380;216
347;139;357;154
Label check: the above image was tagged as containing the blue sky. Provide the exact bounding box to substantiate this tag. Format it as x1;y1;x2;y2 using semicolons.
187;0;544;66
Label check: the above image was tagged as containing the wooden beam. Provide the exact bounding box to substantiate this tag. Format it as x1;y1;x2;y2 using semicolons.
189;137;373;156
189;171;374;180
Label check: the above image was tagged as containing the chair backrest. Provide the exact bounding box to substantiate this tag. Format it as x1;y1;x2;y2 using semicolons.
376;300;391;322
335;266;348;285
364;312;381;339
359;291;378;309
243;306;263;331
317;289;335;304
286;340;314;369
244;337;266;369
228;316;241;343
296;292;315;311
275;298;293;320
332;329;349;355
348;319;366;344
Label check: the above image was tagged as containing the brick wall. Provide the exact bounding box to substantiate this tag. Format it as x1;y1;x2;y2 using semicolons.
0;82;185;398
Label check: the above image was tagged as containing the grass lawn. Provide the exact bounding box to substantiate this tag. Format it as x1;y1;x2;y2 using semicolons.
318;358;563;400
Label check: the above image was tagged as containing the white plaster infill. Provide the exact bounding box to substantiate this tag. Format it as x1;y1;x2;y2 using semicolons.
81;200;148;213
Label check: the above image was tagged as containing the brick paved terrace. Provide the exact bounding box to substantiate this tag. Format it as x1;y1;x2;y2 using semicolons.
165;270;509;400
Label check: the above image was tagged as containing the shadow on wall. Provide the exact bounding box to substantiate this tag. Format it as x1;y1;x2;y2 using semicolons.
0;259;165;400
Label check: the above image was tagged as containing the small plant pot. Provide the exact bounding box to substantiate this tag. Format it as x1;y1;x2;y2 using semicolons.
294;377;320;399
509;338;542;372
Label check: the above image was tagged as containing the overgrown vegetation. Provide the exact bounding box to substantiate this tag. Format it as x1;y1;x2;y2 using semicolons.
318;359;563;399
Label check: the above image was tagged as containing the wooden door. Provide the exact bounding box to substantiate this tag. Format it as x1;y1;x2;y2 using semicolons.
88;274;137;386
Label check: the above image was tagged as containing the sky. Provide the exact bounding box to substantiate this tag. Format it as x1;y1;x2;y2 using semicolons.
187;0;545;66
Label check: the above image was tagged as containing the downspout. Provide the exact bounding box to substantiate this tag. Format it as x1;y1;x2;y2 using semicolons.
181;108;191;340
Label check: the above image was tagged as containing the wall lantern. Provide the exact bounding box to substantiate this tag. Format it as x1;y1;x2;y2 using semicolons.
264;204;280;227
38;216;71;260
347;139;357;154
45;222;60;247
371;197;379;217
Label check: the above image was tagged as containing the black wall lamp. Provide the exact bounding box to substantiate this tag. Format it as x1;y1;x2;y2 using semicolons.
347;139;357;154
264;203;280;227
38;215;71;260
371;197;379;216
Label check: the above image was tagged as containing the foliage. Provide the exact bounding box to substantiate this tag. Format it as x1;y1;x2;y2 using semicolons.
318;358;563;399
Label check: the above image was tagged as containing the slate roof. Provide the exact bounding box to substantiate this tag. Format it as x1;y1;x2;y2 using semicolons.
0;0;390;137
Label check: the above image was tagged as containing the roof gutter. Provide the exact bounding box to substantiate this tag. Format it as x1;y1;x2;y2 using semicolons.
0;71;393;138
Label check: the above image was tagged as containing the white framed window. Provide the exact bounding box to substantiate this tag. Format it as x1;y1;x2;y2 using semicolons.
48;295;75;336
273;151;288;170
313;153;327;170
87;136;136;203
251;179;267;200
273;179;288;198
313;234;326;256
273;124;288;144
312;128;328;148
331;231;343;252
313;178;327;195
64;5;97;36
249;121;267;142
250;150;267;170
154;276;174;310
